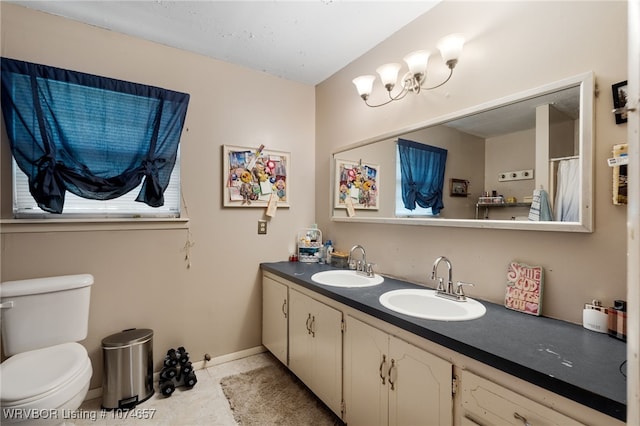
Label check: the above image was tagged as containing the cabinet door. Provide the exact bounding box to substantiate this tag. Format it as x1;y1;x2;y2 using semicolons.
288;288;314;383
344;315;389;426
289;288;343;417
388;336;453;426
262;275;288;365
310;296;343;416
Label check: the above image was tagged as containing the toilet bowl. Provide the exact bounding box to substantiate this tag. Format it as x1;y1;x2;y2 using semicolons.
0;274;94;425
1;343;92;425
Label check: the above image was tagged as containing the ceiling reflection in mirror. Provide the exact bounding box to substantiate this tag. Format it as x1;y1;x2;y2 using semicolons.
331;73;593;232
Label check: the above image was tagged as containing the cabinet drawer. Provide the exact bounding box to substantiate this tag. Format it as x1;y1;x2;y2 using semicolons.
460;370;583;426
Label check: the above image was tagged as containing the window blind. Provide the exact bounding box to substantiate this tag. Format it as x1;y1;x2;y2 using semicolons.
1;57;189;216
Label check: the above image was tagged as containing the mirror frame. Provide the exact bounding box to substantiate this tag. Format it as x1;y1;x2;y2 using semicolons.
331;72;594;232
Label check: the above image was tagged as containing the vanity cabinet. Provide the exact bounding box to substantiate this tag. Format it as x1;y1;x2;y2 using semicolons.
344;315;453;426
288;287;343;416
261;273;288;365
459;370;583;426
262;266;622;426
262;272;343;416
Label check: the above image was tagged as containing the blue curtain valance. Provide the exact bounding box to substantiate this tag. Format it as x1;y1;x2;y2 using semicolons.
397;138;448;215
1;57;190;213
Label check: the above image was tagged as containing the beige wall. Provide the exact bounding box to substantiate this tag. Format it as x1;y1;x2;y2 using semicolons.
0;0;630;393
316;1;628;323
0;4;316;389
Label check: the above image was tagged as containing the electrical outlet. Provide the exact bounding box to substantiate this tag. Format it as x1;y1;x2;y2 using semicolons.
498;169;534;182
258;220;267;235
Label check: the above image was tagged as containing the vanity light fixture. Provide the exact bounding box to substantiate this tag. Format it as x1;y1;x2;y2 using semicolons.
352;34;465;108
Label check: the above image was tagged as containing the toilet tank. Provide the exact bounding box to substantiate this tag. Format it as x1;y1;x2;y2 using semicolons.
0;274;93;356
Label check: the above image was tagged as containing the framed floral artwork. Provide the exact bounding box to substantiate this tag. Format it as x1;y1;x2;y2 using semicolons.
223;145;290;207
334;159;379;210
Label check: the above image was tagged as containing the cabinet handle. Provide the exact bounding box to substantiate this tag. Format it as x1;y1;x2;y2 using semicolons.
513;413;531;426
306;313;312;334
388;359;396;390
282;299;287;318
310;315;316;337
379;354;387;385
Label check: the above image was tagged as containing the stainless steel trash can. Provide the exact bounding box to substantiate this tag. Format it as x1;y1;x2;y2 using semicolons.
101;328;154;410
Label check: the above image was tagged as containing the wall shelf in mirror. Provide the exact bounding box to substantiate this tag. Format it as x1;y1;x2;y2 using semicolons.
331;72;594;232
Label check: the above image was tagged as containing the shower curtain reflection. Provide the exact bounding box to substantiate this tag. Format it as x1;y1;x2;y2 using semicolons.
554;158;580;222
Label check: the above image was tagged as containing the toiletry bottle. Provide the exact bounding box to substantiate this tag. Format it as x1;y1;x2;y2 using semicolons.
325;240;333;264
607;300;627;341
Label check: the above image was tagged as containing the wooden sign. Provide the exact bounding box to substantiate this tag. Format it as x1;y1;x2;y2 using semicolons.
504;261;543;316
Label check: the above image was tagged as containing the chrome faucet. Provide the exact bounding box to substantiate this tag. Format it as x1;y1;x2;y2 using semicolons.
431;256;473;301
431;256;453;293
349;245;374;277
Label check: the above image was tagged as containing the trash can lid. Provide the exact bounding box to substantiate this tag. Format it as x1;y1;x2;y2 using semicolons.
102;328;153;347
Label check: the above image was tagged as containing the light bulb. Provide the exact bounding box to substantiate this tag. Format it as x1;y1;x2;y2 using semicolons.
376;63;401;91
403;50;431;79
352;75;376;100
437;34;465;69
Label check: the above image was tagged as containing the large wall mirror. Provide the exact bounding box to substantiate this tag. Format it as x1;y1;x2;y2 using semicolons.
331;72;594;232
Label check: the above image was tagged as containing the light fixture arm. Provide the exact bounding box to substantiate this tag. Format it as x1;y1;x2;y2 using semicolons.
361;67;455;107
353;33;464;108
363;75;411;108
417;67;454;92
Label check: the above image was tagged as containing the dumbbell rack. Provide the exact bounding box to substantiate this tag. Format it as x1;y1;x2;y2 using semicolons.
159;346;197;397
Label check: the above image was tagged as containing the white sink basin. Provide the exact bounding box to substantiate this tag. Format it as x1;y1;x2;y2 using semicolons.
311;270;384;288
379;288;486;321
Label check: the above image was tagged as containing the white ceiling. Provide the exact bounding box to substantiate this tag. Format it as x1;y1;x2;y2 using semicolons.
9;0;440;86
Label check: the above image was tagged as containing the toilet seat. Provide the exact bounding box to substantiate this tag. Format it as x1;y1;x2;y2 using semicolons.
0;342;92;408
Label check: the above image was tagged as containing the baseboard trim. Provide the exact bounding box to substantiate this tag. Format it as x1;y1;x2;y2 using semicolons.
85;345;267;402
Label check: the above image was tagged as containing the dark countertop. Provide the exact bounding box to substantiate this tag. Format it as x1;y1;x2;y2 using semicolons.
261;261;627;422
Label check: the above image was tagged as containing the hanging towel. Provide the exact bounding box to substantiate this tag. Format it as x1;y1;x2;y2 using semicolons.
528;189;553;221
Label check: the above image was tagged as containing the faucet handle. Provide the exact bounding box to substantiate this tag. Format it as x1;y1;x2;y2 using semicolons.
366;262;375;277
436;277;445;292
455;281;474;296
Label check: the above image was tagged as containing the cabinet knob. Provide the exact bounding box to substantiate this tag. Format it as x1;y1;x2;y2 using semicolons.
379;354;387;385
388;359;396;390
306;313;312;334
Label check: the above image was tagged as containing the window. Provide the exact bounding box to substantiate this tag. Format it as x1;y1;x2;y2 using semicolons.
12;151;180;218
394;148;436;217
1;58;189;218
396;138;447;216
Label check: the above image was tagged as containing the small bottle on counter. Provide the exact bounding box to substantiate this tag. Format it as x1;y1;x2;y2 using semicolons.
607;300;627;341
324;240;333;264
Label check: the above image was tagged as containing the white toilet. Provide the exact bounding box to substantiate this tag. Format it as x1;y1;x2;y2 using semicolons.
0;274;94;425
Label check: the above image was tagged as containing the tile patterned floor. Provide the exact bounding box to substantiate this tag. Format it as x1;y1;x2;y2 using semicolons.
72;352;277;426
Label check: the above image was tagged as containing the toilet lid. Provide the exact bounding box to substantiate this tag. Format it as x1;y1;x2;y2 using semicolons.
0;342;89;403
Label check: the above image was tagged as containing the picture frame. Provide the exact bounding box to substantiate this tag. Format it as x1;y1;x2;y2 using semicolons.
450;178;469;197
222;145;290;208
612;80;628;124
334;159;379;210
